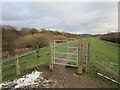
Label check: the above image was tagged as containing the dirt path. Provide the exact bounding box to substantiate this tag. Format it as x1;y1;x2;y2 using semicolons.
39;64;115;88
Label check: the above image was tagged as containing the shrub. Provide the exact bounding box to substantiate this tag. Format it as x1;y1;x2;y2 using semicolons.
32;34;50;48
52;35;67;40
52;35;67;43
16;33;50;49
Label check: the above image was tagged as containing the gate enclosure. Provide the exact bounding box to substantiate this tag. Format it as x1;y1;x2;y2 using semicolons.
50;40;83;73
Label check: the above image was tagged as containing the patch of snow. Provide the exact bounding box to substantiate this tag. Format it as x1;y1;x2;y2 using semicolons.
0;70;42;89
0;81;13;88
14;71;42;88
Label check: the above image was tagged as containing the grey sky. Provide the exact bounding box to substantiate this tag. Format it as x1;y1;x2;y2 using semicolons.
1;2;118;34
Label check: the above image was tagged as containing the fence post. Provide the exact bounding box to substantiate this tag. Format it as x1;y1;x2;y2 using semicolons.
86;42;90;73
36;45;39;70
15;55;20;75
49;43;53;71
78;39;83;74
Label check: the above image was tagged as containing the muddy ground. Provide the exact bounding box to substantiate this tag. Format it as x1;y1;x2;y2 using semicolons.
38;64;117;88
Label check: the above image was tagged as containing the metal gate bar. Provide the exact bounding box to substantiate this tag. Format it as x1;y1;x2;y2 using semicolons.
55;46;78;48
55;58;77;62
52;40;79;67
55;52;77;55
54;62;78;67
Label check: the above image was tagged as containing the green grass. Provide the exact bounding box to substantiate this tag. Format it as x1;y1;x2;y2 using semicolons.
83;37;119;81
84;37;119;64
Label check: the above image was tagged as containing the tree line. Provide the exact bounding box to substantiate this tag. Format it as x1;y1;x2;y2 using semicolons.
99;32;120;44
2;25;74;58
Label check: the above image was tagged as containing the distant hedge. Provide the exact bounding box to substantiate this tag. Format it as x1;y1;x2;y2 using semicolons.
99;33;120;44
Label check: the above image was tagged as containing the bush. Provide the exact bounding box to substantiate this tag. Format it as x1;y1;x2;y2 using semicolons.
16;33;50;48
32;34;50;48
52;35;67;43
52;35;67;40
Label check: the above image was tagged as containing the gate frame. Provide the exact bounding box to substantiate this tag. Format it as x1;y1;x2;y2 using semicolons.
49;39;83;74
78;39;83;74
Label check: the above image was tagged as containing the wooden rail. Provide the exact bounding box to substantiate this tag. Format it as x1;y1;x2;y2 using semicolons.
20;61;49;70
19;56;37;64
2;47;50;80
2;63;15;68
2;50;36;64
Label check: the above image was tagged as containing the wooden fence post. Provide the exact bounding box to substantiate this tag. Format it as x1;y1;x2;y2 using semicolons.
49;43;53;71
15;55;20;75
78;39;83;74
86;42;90;73
36;45;39;70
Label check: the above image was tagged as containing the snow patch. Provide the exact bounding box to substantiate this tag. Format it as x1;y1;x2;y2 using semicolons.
14;71;42;88
0;70;42;89
0;81;13;88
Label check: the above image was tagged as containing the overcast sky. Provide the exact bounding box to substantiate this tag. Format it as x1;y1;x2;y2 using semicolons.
1;2;118;34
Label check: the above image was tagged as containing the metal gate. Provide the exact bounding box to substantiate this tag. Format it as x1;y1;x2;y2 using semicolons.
51;40;79;67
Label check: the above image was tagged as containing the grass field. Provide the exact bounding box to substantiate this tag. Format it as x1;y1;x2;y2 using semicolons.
84;37;119;64
83;37;119;81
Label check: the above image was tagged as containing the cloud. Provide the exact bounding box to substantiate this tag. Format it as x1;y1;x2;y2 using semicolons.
1;2;118;34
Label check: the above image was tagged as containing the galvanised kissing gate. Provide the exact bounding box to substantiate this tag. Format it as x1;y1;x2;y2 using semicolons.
50;40;83;73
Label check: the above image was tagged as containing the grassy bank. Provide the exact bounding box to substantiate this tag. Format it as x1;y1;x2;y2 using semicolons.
83;37;119;85
84;37;119;64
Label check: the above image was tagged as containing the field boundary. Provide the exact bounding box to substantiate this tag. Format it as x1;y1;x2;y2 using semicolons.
1;46;50;82
83;39;119;85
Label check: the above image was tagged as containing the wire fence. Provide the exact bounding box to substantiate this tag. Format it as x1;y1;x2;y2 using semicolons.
82;40;119;85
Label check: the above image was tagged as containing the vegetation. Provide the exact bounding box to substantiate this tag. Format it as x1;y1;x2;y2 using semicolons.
84;38;119;82
52;35;67;40
2;25;19;56
16;33;50;48
99;32;120;44
85;37;119;64
2;25;80;58
2;47;49;82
